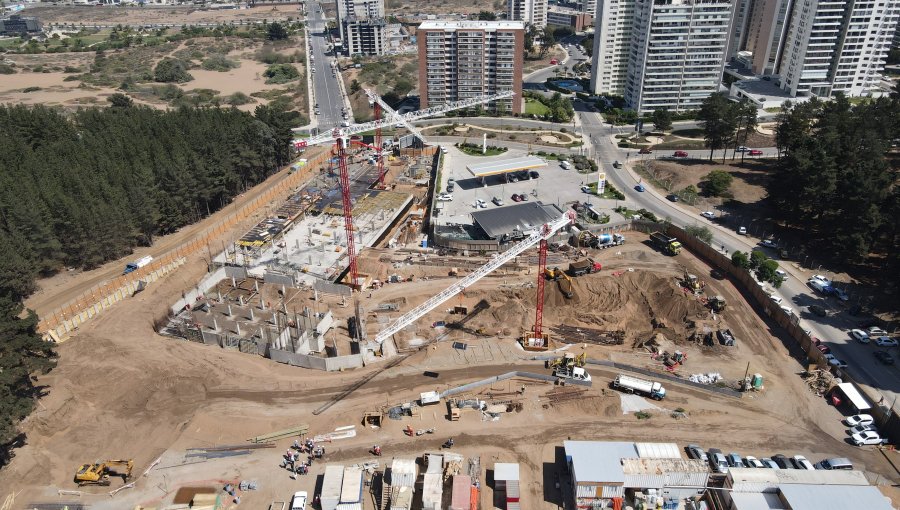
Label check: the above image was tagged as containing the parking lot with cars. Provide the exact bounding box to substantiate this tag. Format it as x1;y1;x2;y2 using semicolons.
687;442;862;473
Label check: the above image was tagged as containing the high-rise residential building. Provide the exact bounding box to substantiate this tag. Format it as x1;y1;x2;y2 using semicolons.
742;0;794;75
778;0;898;97
623;0;734;113
417;21;524;114
547;6;594;31
726;0;756;60
508;0;548;28
335;0;388;55
590;0;637;95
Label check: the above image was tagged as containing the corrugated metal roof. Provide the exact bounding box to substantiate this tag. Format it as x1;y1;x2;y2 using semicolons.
780;484;893;510
391;486;414;510
471;202;563;239
425;454;443;474
634;443;682;459
565;441;636;484
494;463;520;481
390;458;417;489
450;475;472;510
729;492;787;510
728;468;869;490
335;503;361;510
467;156;547;178
340;467;363;503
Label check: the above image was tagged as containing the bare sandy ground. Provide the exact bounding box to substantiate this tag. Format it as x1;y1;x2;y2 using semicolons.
23;4;300;25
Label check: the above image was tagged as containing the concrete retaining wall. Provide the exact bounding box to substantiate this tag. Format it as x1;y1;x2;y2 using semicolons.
269;349;363;371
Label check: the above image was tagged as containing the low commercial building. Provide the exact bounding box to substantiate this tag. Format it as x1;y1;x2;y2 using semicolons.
723;467;892;510
471;202;564;244
0;15;42;36
564;441;709;509
546;6;592;31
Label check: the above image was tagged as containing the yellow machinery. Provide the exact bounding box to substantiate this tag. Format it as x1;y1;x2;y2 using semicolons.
545;268;574;298
74;459;134;486
708;295;727;312
681;270;703;293
546;352;586;369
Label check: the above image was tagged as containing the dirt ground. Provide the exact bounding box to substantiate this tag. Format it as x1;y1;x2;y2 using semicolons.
21;4;300;25
1;37;305;111
640;159;773;210
385;0;506;16
4;227;900;508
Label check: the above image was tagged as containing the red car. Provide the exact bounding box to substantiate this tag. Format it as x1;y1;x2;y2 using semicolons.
511;194;522;202
639;148;653;154
550;59;558;65
673;150;688;158
748;149;764;156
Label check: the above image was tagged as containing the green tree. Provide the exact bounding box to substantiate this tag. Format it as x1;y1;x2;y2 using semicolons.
349;79;361;93
538;26;555;58
267;21;289;41
749;250;767;270
476;10;497;20
757;259;781;286
263;63;299;84
524;23;539;56
697;92;738;162
731;250;749;268
684;225;713;245
154;58;193;83
731;98;758;161
651;107;672;132
107;93;133;108
701;169;733;197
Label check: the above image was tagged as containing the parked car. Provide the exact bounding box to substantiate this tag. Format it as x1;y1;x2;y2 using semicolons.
701;211;716;219
775;269;787;279
726;453;744;468
735;146;749;152
635;184;646;192
580;185;592;193
868;327;888;337
667;194;679;202
760;239;778;248
772;454;792;469
850;329;870;344
492;196;504;206
708;448;729;473
749;149;764;156
291;491;308;510
809;274;832;285
511;194;523;202
437;193;453;202
815;457;853;470
791;455;815;470
738;226;747;235
833;288;849;301
529;170;540;179
686;444;708;462
824;354;848;369
851;430;887;446
673;150;688;158
639;147;653;154
432;321;446;328
875;337;898;347
845;414;874;427
848;423;875;435
769;295;784;305
474;198;487;208
760;458;779;469
817;344;831;355
808;305;828;317
874;350;895;365
743;456;764;468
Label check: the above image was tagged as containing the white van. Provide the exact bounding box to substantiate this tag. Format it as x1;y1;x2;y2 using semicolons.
560;160;572;170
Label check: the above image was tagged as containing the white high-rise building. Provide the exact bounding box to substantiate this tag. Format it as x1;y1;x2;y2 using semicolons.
623;0;734;113
335;0;388;55
590;0;637;96
779;0;899;97
508;0;548;28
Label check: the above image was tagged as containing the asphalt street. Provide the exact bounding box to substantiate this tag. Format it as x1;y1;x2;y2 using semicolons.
306;0;345;132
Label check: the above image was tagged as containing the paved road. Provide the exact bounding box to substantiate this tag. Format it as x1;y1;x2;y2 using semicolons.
306;0;345;132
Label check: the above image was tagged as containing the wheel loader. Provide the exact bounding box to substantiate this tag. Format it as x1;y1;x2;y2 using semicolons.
74;459;134;486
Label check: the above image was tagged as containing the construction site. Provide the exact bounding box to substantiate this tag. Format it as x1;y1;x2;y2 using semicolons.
3;91;899;510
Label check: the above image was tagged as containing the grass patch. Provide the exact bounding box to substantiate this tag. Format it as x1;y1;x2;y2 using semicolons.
455;142;508;156
670;128;703;138
524;98;550;116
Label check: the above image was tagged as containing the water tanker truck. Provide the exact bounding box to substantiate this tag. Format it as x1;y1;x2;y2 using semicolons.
123;255;153;275
611;374;667;400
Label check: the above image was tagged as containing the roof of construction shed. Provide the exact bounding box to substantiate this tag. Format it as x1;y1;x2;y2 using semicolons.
471;202;563;239
390;458;417;488
564;441;637;484
322;465;345;499
467;156;547;178
340;467;364;503
834;382;871;411
494;463;520;481
634;443;682;459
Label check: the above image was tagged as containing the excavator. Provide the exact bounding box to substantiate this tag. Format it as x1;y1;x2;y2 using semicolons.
74;459;134;486
544;268;574;299
681;269;704;294
546;352;586;369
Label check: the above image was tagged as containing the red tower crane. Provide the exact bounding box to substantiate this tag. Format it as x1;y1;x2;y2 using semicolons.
374;102;386;187
534;237;549;341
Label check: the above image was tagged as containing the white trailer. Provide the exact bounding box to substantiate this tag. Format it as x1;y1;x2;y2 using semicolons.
123;255;153;274
612;374;666;400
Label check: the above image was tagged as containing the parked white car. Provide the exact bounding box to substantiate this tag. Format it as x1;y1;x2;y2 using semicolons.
851;430;886;446
437;193;453;202
868;327;888;337
791;455;815;470
701;211;716;219
848;423;874;435
809;274;832;286
824;354;848;369
769;295;784;305
845;414;874;427
291;491;308;510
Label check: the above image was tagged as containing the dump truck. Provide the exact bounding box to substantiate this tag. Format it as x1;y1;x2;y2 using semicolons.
611;374;666;400
577;231;625;249
708;295;727;312
123;255;153;274
553;366;592;384
649;232;682;255
717;329;736;346
568;258;602;277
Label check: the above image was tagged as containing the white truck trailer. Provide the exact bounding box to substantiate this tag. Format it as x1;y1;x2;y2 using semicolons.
611;374;666;400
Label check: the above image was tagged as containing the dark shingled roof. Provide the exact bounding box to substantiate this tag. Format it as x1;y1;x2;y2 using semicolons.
471;202;563;239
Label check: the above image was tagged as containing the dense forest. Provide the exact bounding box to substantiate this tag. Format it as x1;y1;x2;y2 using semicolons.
771;92;900;271
0;100;299;300
0;101;298;461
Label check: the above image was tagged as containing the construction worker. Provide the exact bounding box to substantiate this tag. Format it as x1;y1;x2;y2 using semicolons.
373;445;382;456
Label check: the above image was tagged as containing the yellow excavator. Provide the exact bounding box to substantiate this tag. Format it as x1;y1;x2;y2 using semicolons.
546;352;586;369
544;267;574;299
74;459;134;486
681;269;703;293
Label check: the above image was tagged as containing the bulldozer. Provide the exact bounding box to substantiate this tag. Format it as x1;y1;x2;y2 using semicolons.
681;270;703;294
74;459;134;486
545;352;586;369
708;295;727;312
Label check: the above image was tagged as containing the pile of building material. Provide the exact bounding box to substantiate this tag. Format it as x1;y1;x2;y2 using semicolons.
804;369;834;396
688;372;723;385
551;325;625;346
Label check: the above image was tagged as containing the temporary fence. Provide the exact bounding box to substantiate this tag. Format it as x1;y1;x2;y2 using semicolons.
39;149;331;343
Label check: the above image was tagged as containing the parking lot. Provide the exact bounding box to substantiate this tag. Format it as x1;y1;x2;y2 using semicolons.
434;145;623;228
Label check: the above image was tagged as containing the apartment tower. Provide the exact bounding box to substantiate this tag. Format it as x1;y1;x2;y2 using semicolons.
590;0;637;95
508;0;548;28
335;0;388;55
417;21;524;114
624;0;734;113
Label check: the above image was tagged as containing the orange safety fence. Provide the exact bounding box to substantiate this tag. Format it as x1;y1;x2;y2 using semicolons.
470;485;479;510
38;149;330;336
